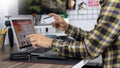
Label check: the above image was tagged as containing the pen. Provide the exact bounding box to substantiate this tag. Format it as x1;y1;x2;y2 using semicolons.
43;16;52;19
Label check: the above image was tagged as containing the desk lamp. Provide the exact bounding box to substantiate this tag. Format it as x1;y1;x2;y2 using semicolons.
5;16;14;48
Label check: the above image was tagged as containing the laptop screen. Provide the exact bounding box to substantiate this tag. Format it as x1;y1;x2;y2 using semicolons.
12;19;35;49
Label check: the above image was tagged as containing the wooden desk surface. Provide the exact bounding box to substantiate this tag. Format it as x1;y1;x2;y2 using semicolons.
0;46;74;68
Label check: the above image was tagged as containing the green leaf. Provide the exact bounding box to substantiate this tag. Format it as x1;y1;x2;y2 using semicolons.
25;0;33;5
28;6;41;13
34;0;40;3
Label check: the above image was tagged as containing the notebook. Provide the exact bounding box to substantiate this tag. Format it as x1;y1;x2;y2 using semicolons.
10;17;67;60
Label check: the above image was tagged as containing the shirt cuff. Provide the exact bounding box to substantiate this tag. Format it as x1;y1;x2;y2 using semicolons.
51;39;59;52
65;24;74;36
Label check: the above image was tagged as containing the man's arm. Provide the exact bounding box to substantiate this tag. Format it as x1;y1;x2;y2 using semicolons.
52;0;120;59
65;24;90;41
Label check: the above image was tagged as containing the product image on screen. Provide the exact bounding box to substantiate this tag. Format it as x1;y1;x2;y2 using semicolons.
12;19;35;48
18;0;67;15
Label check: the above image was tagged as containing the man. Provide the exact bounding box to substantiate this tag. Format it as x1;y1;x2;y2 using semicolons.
27;0;120;68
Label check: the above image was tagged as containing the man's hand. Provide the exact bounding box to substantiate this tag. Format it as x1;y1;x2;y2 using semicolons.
48;13;68;31
26;34;53;48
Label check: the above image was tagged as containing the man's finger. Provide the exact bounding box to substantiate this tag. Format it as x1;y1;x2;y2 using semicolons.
31;42;39;48
26;34;35;38
30;38;36;42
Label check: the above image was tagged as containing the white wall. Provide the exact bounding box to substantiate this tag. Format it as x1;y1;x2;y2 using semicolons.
0;0;8;27
0;0;9;45
8;0;18;16
8;0;31;17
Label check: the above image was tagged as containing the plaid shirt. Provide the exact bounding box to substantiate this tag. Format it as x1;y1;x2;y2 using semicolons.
52;0;120;68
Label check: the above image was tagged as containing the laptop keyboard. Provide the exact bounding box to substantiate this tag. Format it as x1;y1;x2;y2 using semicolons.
27;35;74;55
29;48;51;54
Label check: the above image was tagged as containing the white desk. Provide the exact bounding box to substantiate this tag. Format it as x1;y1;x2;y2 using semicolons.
72;60;88;68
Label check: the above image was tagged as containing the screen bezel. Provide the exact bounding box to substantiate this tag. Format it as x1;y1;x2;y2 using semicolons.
10;18;35;49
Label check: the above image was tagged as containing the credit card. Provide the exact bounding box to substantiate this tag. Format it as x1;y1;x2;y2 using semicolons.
43;16;55;24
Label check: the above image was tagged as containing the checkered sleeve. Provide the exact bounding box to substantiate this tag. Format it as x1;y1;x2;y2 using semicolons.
52;0;120;59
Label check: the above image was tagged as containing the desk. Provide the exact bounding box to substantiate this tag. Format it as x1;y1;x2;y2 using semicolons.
0;45;88;68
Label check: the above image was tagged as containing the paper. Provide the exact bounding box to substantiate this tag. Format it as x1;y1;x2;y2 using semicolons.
72;60;88;68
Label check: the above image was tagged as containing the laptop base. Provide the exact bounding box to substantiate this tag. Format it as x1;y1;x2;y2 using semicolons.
37;54;68;60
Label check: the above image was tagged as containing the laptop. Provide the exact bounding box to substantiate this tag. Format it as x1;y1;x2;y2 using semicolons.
10;17;67;59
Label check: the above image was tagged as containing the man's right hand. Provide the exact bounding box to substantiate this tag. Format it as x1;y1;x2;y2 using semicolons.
48;13;69;31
